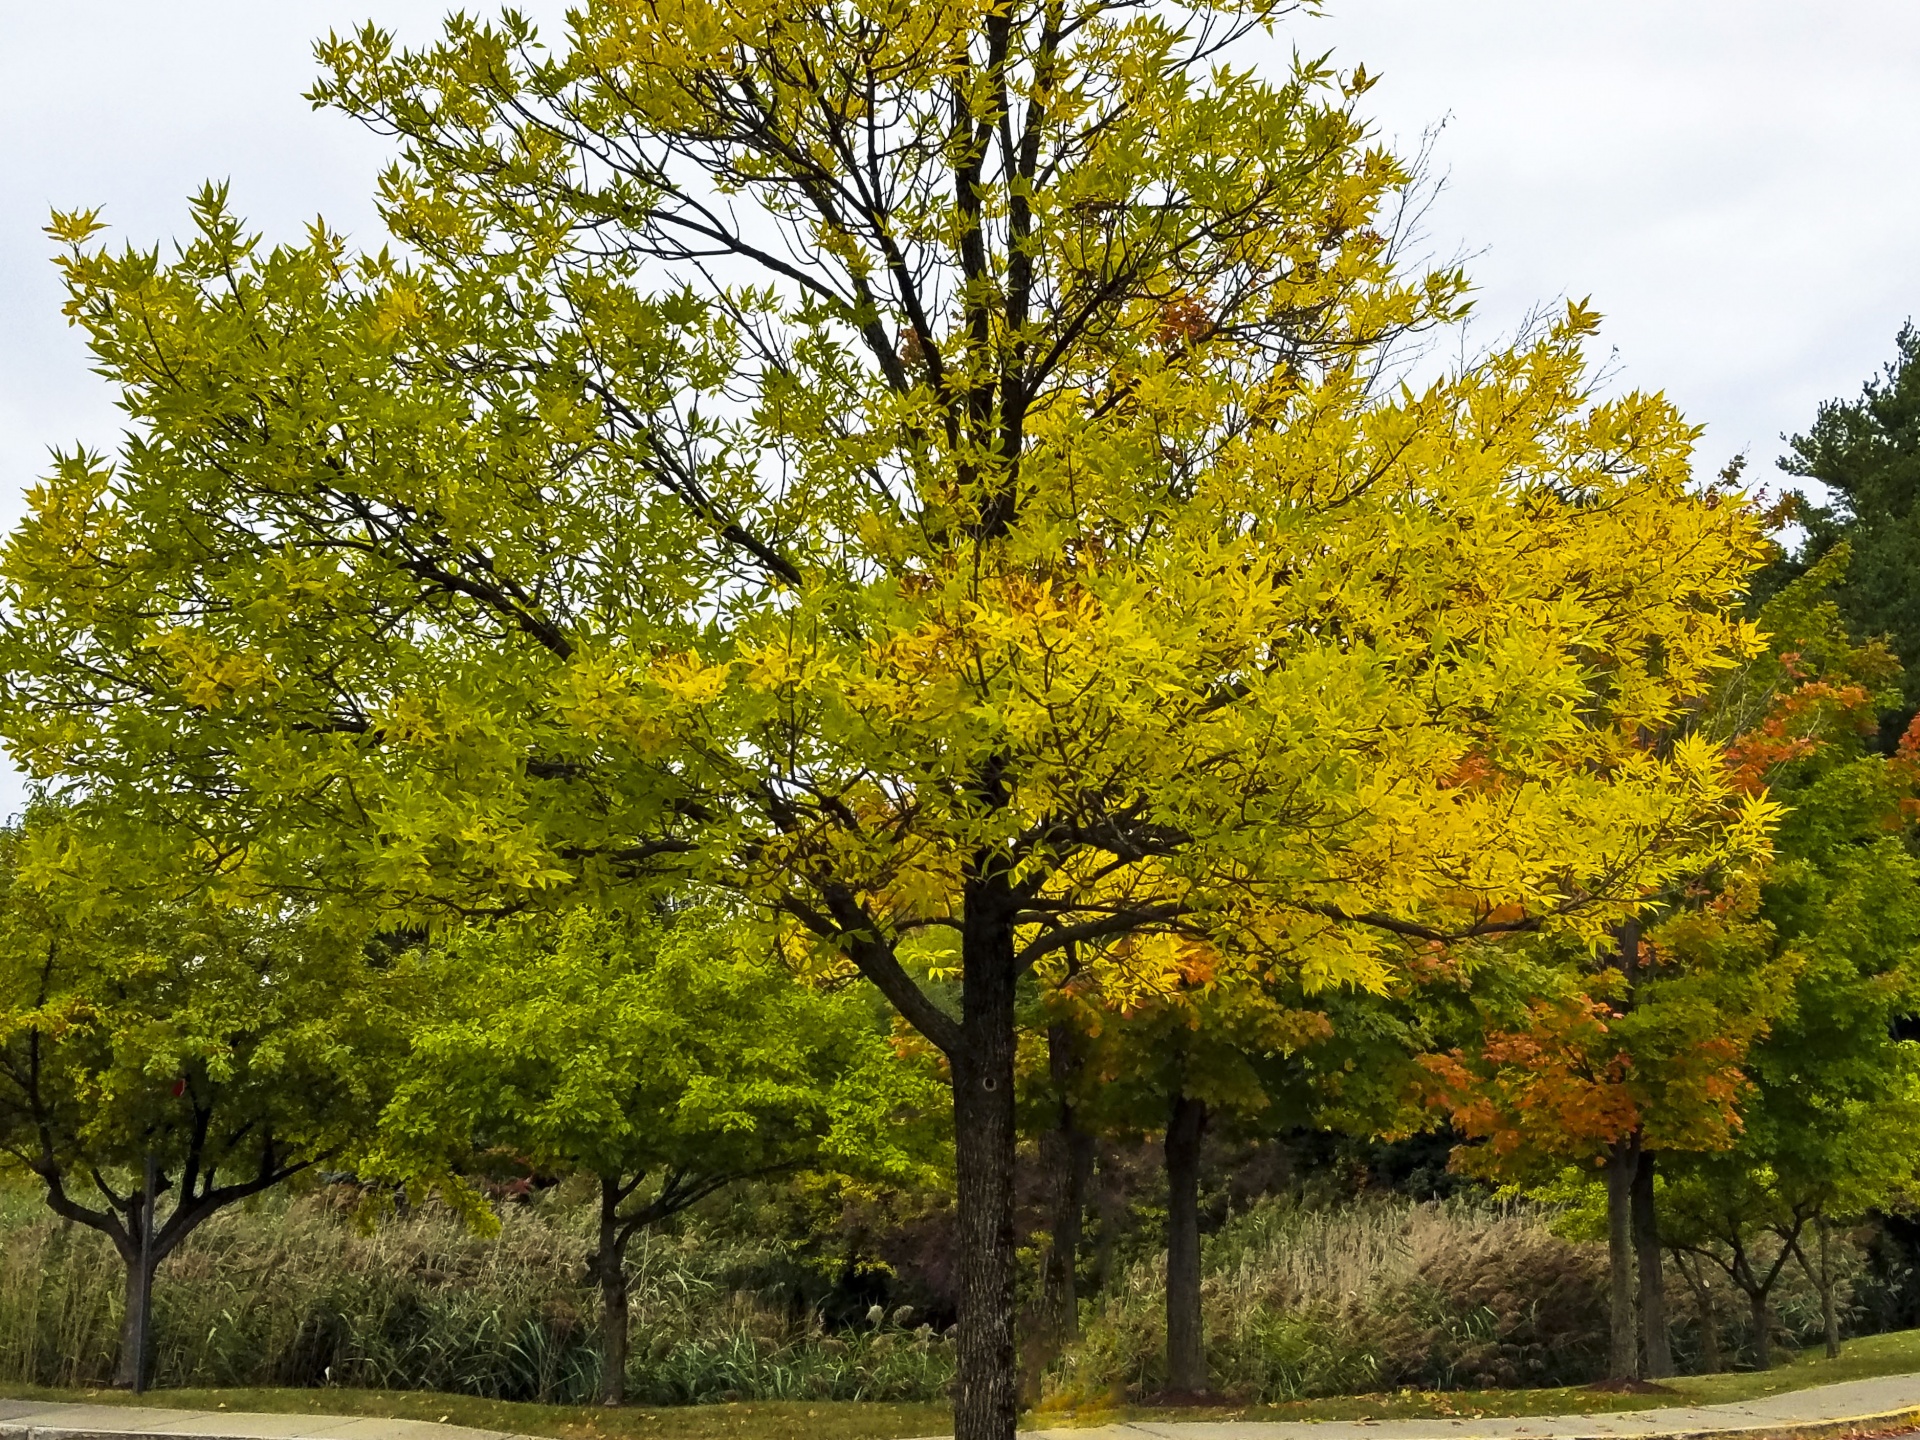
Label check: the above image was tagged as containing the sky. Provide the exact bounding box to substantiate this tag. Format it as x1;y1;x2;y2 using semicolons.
1;1;1919;808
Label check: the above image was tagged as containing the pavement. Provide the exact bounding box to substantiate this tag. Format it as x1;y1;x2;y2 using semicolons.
1016;1373;1920;1440
0;1402;514;1440
3;1374;1920;1440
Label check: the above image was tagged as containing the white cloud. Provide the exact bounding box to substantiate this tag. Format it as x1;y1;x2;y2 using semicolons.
1292;1;1920;489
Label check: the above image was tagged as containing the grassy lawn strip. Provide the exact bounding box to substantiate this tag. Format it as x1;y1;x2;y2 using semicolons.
5;1330;1920;1440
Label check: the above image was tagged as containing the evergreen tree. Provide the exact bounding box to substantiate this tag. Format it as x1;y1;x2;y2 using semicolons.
1778;324;1920;740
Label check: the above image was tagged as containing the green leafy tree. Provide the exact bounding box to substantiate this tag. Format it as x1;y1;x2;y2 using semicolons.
0;8;1777;1434
1774;324;1920;738
1659;552;1920;1368
370;906;946;1405
1071;958;1327;1397
1035;939;1424;1398
0;819;397;1392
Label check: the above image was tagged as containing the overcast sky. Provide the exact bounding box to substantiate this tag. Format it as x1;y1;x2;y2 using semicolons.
2;2;1919;806
6;2;1919;504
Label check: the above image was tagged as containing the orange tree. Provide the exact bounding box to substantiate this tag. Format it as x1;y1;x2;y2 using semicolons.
1422;553;1906;1379
0;6;1774;1433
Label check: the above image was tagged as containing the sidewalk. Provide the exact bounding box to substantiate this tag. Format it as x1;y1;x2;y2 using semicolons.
4;1374;1920;1440
1018;1373;1920;1440
0;1402;514;1440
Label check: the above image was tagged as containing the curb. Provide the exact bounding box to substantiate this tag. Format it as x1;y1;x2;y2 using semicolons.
1006;1401;1920;1440
0;1420;517;1440
1591;1407;1920;1440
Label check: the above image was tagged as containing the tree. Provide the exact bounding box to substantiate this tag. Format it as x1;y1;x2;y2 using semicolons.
0;818;396;1392
1052;943;1333;1397
1660;551;1920;1368
1036;935;1428;1399
1773;324;1920;738
1422;909;1788;1380
1436;553;1920;1377
370;905;943;1405
1;8;1776;1435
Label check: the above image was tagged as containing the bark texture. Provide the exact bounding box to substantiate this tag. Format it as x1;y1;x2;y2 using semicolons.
1606;1137;1638;1382
597;1177;631;1406
1631;1145;1672;1378
1750;1290;1773;1370
1818;1216;1840;1360
951;895;1020;1440
1040;1022;1093;1346
111;1157;159;1393
1164;1091;1208;1396
112;1251;157;1392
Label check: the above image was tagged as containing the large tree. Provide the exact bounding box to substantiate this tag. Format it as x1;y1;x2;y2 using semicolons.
3;6;1773;1434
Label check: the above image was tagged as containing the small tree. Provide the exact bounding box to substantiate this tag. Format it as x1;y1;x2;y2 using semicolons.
1422;912;1787;1380
0;820;395;1391
370;906;945;1405
1030;935;1429;1398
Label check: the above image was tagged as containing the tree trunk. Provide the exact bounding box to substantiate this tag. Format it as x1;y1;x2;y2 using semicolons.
112;1248;157;1391
596;1176;629;1407
1632;1144;1672;1379
1040;1022;1092;1346
1164;1091;1208;1396
1606;1137;1638;1382
1674;1251;1721;1374
951;897;1020;1440
1091;1146;1121;1297
1818;1216;1839;1360
1749;1288;1772;1370
1018;1024;1093;1406
112;1155;159;1393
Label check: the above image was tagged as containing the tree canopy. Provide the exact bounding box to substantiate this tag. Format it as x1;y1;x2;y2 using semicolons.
0;5;1780;1433
1774;324;1920;739
371;904;943;1402
0;817;398;1390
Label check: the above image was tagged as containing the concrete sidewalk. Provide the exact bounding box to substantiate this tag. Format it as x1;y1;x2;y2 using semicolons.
1019;1373;1920;1440
6;1373;1920;1440
0;1401;514;1440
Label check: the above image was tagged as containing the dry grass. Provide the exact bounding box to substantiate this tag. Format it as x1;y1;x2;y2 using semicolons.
0;1185;954;1404
1051;1196;1864;1404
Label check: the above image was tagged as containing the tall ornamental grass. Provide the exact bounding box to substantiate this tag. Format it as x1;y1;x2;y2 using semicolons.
0;1187;952;1404
1052;1197;1867;1403
0;1186;1872;1405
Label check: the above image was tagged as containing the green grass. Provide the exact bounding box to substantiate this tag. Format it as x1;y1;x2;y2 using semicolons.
8;1329;1920;1439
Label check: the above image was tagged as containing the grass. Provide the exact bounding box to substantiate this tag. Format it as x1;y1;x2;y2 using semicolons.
6;1329;1920;1440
